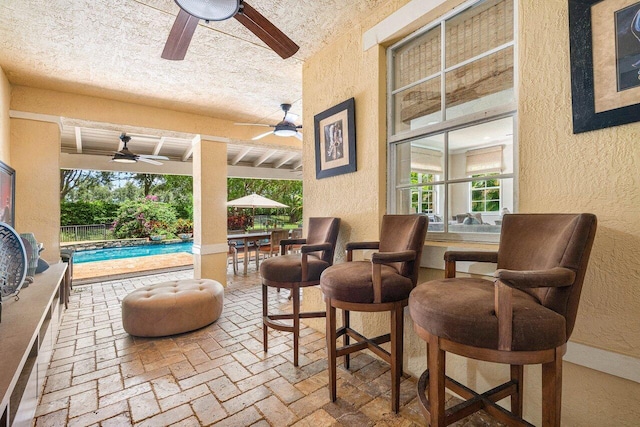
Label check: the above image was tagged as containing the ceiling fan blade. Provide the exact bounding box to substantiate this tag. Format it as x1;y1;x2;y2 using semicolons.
234;2;299;59
162;9;200;60
252;130;274;140
138;157;163;166
294;131;303;141
139;155;170;160
284;111;299;122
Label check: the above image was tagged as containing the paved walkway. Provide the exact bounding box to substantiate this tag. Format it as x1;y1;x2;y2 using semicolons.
35;267;501;426
73;253;194;281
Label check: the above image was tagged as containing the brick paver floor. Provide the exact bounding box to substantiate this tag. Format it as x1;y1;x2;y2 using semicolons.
35;264;502;426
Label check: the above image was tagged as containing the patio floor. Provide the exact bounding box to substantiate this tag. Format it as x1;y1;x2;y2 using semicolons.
73;253;195;282
35;262;503;426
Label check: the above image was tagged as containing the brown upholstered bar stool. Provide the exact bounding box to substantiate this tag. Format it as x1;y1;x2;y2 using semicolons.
260;217;340;366
320;214;428;413
409;213;597;427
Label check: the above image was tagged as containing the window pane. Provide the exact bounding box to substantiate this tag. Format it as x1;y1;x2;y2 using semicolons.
393;77;441;134
448;117;513;181
395;135;445;186
445;0;514;68
395;185;445;233
393;26;441;90
445;47;514;120
450;182;502;234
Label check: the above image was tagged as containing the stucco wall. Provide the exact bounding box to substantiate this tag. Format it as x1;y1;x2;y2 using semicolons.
10;119;61;263
0;67;10;162
519;0;640;358
302;0;640;425
10;86;300;150
301;1;411;336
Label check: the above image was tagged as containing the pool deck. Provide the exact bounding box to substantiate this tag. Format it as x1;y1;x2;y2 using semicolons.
74;253;195;282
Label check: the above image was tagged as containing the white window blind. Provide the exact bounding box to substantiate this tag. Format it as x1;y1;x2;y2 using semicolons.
465;146;503;175
412;147;443;173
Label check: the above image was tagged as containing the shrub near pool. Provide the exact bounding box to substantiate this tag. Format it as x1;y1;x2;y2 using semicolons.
112;197;178;239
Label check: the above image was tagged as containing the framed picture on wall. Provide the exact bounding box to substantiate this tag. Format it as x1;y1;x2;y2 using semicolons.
569;0;640;133
314;97;356;179
0;160;15;228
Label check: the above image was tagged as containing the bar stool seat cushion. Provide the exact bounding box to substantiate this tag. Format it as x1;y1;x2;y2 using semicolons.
409;277;567;352
260;254;329;284
321;261;413;304
122;279;224;337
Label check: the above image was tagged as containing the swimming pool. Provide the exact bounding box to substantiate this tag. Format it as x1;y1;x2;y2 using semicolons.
73;242;193;264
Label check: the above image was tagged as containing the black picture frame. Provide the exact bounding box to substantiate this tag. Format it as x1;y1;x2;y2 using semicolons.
569;0;640;133
0;160;15;228
314;98;356;179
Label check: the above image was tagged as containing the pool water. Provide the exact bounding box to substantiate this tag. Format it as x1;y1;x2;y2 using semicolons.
73;242;193;264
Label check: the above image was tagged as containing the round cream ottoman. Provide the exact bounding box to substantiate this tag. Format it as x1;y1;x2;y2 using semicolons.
122;279;224;337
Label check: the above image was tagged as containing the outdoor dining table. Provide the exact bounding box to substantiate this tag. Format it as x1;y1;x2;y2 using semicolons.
227;231;272;275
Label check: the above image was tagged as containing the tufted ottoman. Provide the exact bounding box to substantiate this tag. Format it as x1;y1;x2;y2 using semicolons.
122;279;224;337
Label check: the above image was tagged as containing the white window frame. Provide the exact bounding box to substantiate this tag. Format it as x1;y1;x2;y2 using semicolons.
386;0;519;243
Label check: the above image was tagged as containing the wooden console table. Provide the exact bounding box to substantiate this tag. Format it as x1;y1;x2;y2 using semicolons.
0;263;67;426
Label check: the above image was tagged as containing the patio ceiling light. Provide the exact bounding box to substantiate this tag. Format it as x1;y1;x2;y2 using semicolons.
112;157;137;164
174;0;240;21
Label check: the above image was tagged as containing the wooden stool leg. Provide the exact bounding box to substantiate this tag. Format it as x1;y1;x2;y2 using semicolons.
262;284;268;353
542;349;563;427
343;309;350;369
511;364;524;417
390;302;403;413
326;298;337;402
233;253;238;275
292;283;300;367
428;335;446;426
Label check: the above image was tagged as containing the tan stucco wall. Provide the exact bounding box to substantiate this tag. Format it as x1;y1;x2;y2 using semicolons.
302;0;640;425
0;67;10;162
10;86;300;149
519;0;640;358
192;138;228;284
301;0;416;336
10;119;61;263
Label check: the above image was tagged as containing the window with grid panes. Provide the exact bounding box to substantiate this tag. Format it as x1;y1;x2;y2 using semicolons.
387;0;517;241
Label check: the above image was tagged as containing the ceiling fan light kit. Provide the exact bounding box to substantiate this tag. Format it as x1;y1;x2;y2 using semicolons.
112;157;137;164
273;127;297;137
112;134;169;165
174;0;240;22
162;0;299;60
241;103;303;141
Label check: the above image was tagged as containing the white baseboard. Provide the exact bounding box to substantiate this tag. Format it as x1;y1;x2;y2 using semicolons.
565;342;640;384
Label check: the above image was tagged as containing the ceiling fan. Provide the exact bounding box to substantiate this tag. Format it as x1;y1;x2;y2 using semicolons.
112;134;169;165
162;0;299;61
236;104;303;141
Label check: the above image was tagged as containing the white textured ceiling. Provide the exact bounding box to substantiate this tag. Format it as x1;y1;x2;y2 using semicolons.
0;0;386;126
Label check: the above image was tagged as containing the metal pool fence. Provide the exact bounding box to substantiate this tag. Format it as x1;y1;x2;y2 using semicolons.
60;224;114;242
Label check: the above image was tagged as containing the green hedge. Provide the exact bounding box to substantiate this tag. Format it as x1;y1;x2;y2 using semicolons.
60;201;119;226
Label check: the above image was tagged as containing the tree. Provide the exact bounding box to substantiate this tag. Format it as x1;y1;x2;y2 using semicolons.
60;170;110;201
154;175;193;219
132;174;159;196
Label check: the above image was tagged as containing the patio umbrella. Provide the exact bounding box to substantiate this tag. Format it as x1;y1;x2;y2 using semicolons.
226;194;288;209
227;194;288;228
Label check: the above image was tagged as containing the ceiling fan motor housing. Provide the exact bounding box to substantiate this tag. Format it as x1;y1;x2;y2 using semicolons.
174;0;241;21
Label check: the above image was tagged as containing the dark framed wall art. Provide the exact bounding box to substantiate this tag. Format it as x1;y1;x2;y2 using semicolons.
569;0;640;133
314;98;356;179
0;160;15;228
